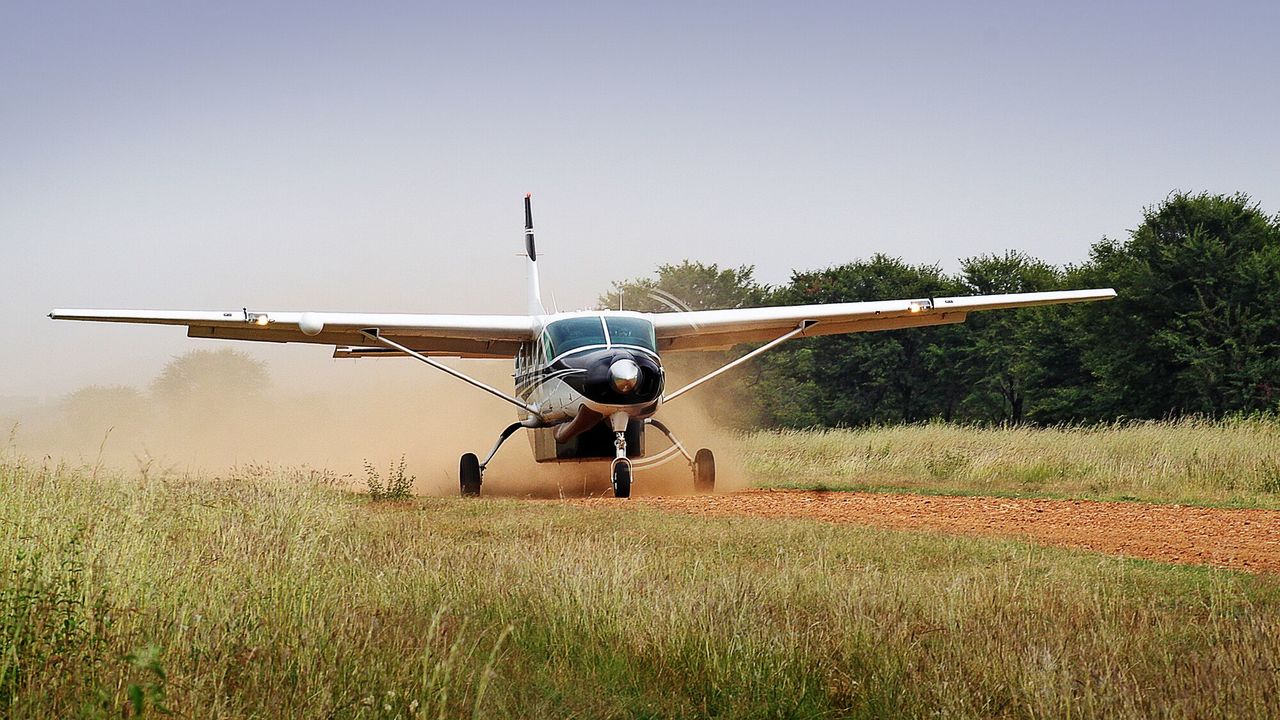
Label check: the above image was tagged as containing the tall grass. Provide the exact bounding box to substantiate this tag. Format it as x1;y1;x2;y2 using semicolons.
745;417;1280;507
0;453;1277;717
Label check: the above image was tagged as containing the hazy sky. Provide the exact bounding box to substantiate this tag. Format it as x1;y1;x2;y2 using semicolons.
3;1;1278;399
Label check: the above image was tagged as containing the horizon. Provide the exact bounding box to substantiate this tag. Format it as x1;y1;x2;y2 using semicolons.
4;1;1278;398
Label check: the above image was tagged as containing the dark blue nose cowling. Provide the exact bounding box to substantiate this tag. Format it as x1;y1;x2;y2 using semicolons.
578;349;663;404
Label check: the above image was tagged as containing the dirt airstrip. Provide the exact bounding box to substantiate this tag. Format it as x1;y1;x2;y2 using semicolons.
570;490;1280;574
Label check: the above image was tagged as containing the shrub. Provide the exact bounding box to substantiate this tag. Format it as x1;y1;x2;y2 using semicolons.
0;534;113;706
363;455;415;501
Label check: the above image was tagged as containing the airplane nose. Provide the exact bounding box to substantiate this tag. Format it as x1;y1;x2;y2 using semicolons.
609;358;641;394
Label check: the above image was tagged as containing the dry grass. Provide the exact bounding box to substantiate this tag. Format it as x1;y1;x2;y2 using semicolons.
1;452;1278;718
744;417;1280;508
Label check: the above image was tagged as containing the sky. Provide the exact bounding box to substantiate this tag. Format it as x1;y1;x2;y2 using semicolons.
3;0;1278;400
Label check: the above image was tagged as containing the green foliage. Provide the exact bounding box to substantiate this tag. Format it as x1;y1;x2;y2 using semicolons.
0;534;113;707
598;260;771;312
758;255;965;426
747;418;1280;508
1081;192;1280;419
2;459;1279;718
364;455;415;501
954;251;1063;423
0;461;529;717
621;192;1280;427
124;645;169;717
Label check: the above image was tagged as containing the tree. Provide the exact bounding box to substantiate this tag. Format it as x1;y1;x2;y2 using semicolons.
150;349;270;408
59;385;152;447
758;255;966;427
954;251;1062;423
1017;263;1110;424
599;260;771;312
1082;192;1280;418
600;192;1280;428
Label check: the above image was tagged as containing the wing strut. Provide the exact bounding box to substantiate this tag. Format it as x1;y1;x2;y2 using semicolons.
662;321;815;404
358;329;543;419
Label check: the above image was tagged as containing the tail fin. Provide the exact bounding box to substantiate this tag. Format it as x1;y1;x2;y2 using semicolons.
524;193;545;315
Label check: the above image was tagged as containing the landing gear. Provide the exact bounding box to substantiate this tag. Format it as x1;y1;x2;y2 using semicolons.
694;448;715;493
459;421;527;497
461;413;711;498
611;458;632;498
609;412;632;499
459;453;482;497
645;419;714;494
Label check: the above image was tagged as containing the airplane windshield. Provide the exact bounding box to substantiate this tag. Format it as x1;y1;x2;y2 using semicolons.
605;317;656;352
545;317;607;357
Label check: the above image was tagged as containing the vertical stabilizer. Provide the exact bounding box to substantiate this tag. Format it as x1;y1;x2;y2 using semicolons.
524;193;545;315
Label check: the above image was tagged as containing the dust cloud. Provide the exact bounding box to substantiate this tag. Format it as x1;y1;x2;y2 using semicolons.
4;352;751;498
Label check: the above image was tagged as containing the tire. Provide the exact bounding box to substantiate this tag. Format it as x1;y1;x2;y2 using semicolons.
693;448;715;494
611;459;632;499
459;453;482;497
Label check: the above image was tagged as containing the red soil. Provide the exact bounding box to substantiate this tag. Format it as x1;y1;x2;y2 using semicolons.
572;490;1280;574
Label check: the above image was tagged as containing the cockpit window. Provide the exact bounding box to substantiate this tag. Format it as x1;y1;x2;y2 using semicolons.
545;317;607;357
605;317;657;352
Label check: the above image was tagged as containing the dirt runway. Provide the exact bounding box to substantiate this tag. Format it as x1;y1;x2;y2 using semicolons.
570;490;1280;574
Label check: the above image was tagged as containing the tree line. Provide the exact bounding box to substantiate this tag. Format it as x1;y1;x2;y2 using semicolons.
602;192;1280;428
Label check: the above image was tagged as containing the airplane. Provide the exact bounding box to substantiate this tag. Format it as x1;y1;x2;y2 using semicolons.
50;195;1116;498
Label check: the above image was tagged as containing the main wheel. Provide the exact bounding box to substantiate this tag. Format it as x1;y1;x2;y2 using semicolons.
611;459;632;499
459;453;482;497
693;448;715;493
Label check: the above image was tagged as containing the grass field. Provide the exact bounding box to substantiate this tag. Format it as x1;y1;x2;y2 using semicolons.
744;417;1280;508
2;445;1278;718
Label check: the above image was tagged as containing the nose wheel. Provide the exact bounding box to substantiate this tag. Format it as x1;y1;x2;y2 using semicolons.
608;412;633;498
611;458;632;498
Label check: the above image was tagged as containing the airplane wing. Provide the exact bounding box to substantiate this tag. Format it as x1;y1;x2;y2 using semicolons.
648;288;1116;351
47;308;536;358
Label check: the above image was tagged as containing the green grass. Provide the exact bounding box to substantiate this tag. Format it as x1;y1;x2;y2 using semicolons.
743;417;1280;508
1;456;1278;718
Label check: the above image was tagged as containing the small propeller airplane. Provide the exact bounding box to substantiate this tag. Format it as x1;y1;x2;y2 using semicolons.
51;196;1116;497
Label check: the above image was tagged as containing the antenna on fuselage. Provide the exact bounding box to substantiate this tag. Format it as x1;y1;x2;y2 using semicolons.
524;193;545;315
